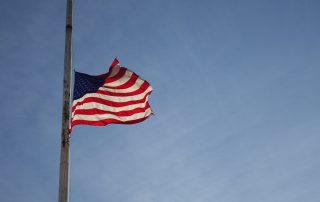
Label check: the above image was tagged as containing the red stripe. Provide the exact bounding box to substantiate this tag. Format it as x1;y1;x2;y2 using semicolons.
71;116;151;128
103;73;139;89
73;103;150;117
97;81;150;96
105;67;126;83
110;58;119;68
72;91;152;112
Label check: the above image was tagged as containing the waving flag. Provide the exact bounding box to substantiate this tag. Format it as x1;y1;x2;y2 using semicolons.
71;58;153;130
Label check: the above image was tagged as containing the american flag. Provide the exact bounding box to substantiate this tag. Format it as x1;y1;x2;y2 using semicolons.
71;58;153;130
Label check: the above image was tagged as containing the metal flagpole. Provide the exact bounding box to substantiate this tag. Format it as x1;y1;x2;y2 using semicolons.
59;0;72;202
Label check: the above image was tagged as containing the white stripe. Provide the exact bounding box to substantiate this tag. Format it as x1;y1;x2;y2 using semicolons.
108;64;121;77
99;77;146;93
72;86;153;106
105;70;133;87
72;108;152;122
72;95;150;117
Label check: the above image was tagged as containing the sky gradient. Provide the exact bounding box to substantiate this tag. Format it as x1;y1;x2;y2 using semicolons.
0;0;319;201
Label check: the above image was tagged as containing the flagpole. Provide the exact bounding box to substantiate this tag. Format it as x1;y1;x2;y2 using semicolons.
59;0;72;202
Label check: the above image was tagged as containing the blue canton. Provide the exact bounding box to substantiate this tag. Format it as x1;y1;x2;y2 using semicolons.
73;71;106;100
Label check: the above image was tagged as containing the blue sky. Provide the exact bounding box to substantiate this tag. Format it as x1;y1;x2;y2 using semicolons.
0;0;320;201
